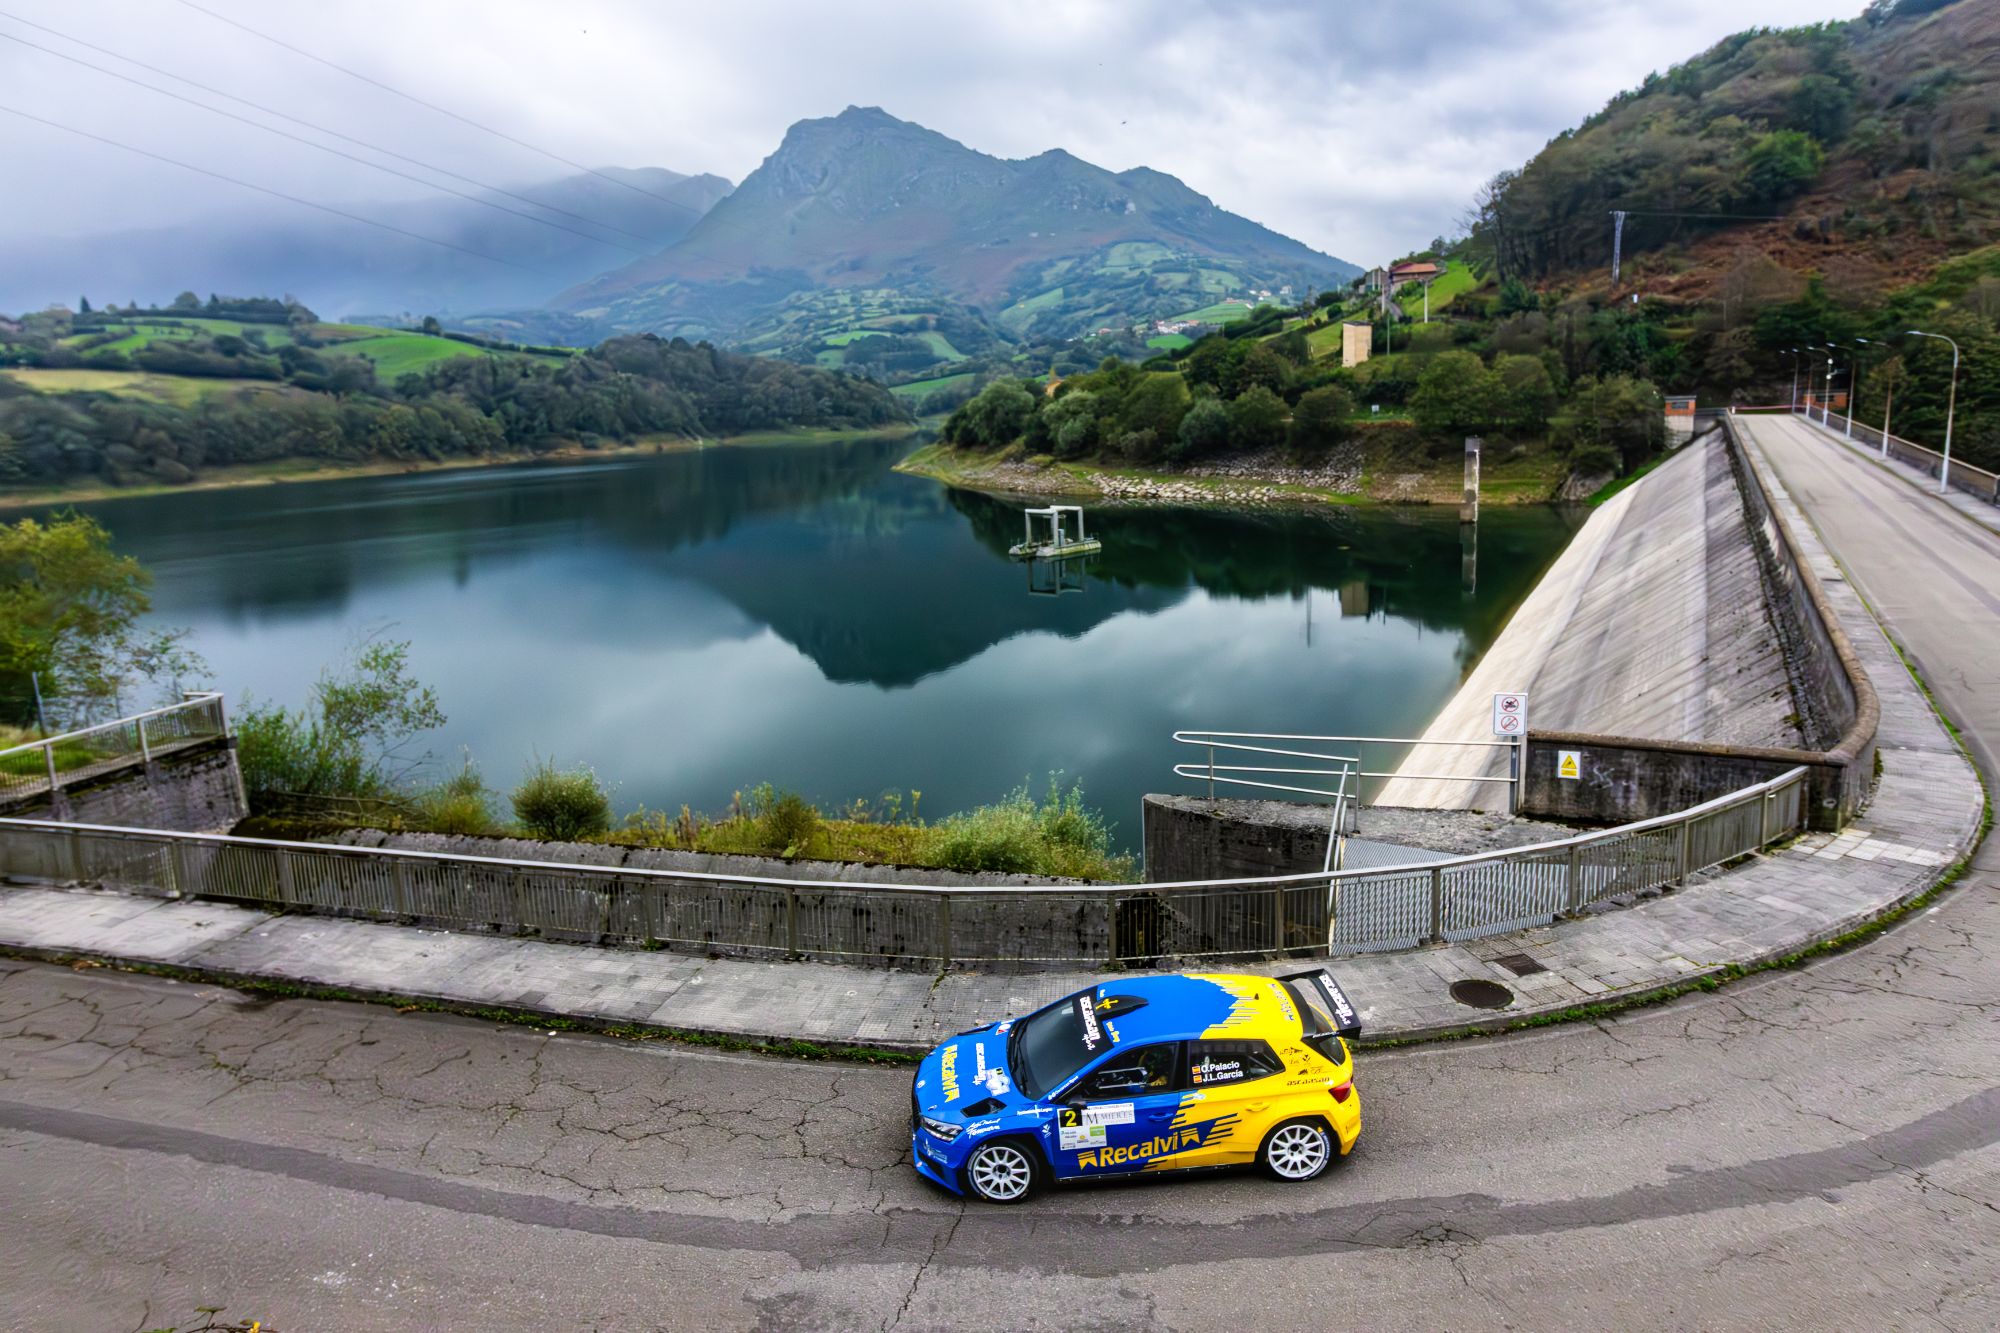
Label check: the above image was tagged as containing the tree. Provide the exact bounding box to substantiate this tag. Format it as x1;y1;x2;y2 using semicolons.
170;290;202;312
1788;73;1855;143
1229;385;1287;452
1043;389;1101;459
0;514;204;723
1170;397;1232;463
1411;351;1500;435
77;296;92;315
1115;372;1190;443
1552;375;1668;472
420;315;443;336
235;638;445;801
1494;355;1557;432
945;379;1037;448
1287;384;1356;459
1742;130;1826;204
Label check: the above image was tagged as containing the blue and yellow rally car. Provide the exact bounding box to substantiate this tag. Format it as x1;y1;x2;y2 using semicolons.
910;970;1363;1203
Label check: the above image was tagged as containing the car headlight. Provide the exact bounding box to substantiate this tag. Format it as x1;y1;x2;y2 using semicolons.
919;1114;963;1142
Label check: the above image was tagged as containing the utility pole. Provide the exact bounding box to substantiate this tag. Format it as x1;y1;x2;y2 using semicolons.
1787;348;1801;412
1609;210;1628;285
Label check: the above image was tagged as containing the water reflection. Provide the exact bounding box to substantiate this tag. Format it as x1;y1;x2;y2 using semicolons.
64;437;1578;838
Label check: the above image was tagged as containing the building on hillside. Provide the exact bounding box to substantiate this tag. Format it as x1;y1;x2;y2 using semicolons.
1388;261;1441;292
1342;321;1373;367
1362;267;1389;293
1664;394;1698;445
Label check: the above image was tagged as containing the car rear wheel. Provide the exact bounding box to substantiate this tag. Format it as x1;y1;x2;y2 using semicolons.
1259;1118;1333;1182
963;1138;1039;1204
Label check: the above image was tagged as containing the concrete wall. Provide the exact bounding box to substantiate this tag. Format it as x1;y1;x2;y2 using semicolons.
1518;417;1878;830
0;739;247;833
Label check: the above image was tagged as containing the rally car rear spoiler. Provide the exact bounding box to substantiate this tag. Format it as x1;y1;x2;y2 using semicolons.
1280;968;1363;1039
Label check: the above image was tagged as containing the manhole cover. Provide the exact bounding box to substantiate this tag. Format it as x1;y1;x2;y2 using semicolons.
1449;978;1515;1009
1493;952;1548;978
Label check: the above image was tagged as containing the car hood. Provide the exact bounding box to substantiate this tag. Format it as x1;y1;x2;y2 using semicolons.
914;1025;1031;1119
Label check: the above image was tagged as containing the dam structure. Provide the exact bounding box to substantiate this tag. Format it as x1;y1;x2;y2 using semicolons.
1377;427;1818;811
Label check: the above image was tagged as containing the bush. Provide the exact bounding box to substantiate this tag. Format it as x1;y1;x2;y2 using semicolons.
930;775;1131;879
414;758;497;835
751;783;822;856
1169;397;1232;463
1570;444;1620;478
235;639;444;804
511;759;611;841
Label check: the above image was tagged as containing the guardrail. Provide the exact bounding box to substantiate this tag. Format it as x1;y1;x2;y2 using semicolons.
1793;407;2000;505
0;763;1806;967
0;693;228;806
1172;730;1520;806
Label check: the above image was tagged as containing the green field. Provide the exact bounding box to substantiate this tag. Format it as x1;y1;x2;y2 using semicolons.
890;372;974;400
1395;261;1478;320
326;332;493;378
1146;333;1193;351
916;331;964;361
0;367;289;405
1169;300;1259;325
823;329;888;346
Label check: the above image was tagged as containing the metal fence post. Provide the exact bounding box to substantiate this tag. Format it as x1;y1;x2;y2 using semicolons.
1428;867;1445;944
1565;843;1584;913
1676;817;1693;886
392;860;414;917
1273;885;1287;954
1761;790;1776;845
786;888;800;957
43;744;59;796
1207;745;1216;801
938;893;953;969
274;849;295;905
138;717;152;765
166;840;189;900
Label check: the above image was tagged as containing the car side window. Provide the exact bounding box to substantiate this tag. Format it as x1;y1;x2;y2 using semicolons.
1076;1043;1181;1100
1188;1039;1284;1089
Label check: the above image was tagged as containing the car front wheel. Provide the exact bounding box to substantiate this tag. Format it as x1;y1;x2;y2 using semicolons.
963;1138;1039;1204
1259;1118;1333;1183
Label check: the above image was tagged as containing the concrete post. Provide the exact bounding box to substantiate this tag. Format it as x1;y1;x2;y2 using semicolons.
138;717;151;766
1428;867;1445;944
167;841;189;900
393;860;414;917
274;849;295;906
1460;436;1481;524
1676;818;1693;886
43;744;58;797
786;889;800;958
938;894;953;969
1565;843;1584;913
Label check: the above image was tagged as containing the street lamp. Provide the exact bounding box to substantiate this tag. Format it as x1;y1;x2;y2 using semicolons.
1820;345;1841;428
1785;348;1804;413
1843;338;1876;440
1906;330;1960;495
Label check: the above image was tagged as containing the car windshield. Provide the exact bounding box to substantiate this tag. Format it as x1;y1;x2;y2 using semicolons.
1011;991;1109;1099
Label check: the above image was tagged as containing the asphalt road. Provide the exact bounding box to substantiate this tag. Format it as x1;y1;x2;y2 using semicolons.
3;420;1997;1332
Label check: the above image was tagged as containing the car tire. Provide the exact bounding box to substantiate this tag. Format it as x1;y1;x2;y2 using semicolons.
962;1137;1041;1204
1258;1117;1334;1183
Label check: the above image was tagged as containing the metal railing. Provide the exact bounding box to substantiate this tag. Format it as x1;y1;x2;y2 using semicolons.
0;692;228;805
0;763;1807;967
1791;406;2000;505
1171;730;1519;803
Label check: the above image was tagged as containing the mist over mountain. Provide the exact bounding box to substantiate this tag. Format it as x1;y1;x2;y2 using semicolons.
1;166;731;322
553;107;1358;346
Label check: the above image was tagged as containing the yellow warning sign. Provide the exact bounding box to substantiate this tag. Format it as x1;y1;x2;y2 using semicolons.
1557;750;1581;781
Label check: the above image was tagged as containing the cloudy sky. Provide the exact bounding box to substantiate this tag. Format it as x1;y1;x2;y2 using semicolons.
2;0;1856;265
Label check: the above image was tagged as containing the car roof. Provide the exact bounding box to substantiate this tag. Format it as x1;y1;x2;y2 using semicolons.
1078;973;1298;1046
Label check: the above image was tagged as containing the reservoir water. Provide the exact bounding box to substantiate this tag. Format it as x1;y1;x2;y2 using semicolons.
72;434;1577;846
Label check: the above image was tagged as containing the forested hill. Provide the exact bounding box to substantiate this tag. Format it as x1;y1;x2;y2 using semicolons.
0;298;905;494
1467;0;1998;299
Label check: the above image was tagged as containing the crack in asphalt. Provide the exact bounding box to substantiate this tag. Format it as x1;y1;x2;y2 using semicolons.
2;1085;1995;1278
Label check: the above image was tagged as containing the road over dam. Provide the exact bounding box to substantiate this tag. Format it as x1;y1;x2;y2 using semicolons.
2;416;1996;1331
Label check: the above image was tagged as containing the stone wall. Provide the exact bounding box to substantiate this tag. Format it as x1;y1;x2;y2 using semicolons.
0;739;247;833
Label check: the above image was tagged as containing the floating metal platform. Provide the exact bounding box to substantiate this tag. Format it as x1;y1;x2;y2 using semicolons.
1010;505;1101;561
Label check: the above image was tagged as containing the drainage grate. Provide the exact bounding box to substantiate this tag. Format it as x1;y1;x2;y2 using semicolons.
1493;952;1548;978
1449;978;1515;1009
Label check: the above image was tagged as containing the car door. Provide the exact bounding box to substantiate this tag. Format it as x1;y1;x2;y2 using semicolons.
1047;1042;1185;1179
1175;1038;1290;1167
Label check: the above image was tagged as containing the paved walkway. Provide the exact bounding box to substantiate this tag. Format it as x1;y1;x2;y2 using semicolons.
0;427;1985;1051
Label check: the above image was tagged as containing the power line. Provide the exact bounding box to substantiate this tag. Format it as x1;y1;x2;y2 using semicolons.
0;29;649;255
0;105;528;269
0;7;664;245
172;0;700;214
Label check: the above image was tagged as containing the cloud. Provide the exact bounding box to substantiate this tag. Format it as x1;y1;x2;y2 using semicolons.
1;0;1857;267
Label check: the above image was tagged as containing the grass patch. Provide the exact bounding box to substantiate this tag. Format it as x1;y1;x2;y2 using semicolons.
1146;334;1193;351
1169;300;1258;324
326;332;491;378
0;367;288;405
889;373;975;400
